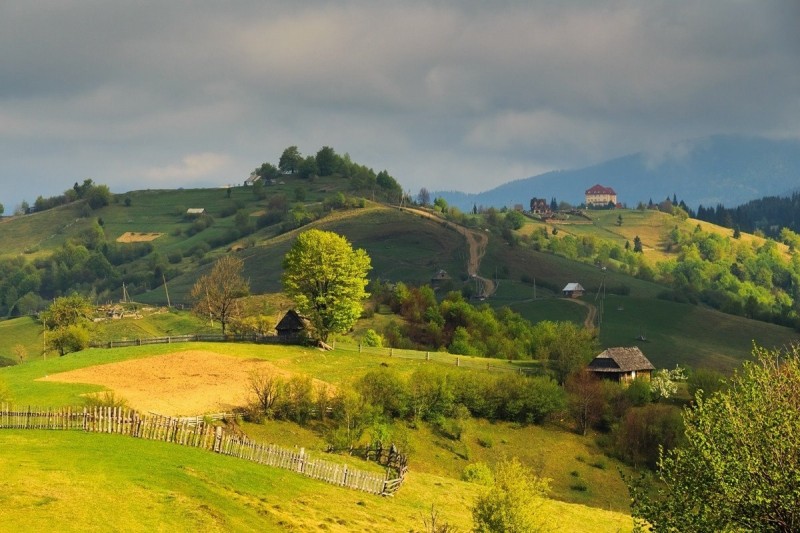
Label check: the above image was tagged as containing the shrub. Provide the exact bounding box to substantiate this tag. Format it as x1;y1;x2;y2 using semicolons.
569;479;589;492
85;391;129;409
462;462;494;486
361;328;383;348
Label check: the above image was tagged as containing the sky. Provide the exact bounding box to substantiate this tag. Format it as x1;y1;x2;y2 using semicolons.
1;1;798;211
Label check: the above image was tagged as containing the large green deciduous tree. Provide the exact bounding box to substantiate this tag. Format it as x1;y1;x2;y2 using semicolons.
282;229;371;342
278;145;302;174
190;255;249;335
41;294;92;330
630;345;800;532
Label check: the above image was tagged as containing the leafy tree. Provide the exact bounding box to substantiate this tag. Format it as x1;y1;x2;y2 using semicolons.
630;345;800;531
617;214;623;226
298;155;318;179
433;197;448;213
41;294;93;330
49;324;90;356
282;229;371;342
504;210;525;230
85;184;112;209
256;161;279;180
315;146;339;176
0;203;4;216
190;256;249;334
472;457;550;533
279;145;302;174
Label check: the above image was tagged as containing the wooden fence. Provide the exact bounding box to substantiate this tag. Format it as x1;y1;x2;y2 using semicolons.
89;333;291;349
0;405;406;496
90;333;541;377
333;342;542;376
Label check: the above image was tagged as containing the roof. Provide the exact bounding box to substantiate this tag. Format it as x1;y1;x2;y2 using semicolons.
276;309;308;332
587;347;655;373
562;283;585;292
585;184;616;196
186;208;205;214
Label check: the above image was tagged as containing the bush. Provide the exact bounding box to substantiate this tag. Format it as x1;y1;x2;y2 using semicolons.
361;328;383;348
462;462;494;486
569;479;589;492
613;403;684;468
85;391;129;409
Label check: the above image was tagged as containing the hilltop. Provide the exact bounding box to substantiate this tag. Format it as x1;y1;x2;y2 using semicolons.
435;135;800;211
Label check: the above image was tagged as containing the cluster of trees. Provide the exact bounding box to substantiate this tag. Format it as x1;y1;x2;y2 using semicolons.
0;224;160;317
695;192;800;238
658;224;800;326
29;179;112;214
256;145;404;203
630;345;800;531
246;364;566;451
376;283;598;374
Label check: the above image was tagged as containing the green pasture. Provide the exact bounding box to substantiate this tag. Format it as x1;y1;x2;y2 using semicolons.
0;338;635;529
0;429;631;532
598;295;799;372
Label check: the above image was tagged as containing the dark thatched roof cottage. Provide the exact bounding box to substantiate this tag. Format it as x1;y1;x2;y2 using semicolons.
275;310;309;341
587;347;655;383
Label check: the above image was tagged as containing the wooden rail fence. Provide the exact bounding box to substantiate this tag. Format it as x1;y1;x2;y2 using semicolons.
89;333;291;349
0;404;406;496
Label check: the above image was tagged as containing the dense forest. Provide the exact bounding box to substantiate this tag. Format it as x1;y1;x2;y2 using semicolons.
696;192;800;237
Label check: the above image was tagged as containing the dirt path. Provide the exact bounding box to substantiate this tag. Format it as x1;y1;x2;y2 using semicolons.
561;298;598;329
398;207;495;297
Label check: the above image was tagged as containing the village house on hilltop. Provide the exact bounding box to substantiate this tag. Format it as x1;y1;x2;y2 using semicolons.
585;184;617;207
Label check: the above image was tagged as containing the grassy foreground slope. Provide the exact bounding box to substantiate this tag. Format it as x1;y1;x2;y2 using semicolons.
0;431;631;532
0;342;634;531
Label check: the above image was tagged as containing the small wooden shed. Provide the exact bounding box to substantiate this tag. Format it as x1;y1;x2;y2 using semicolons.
587;347;655;384
562;283;585;298
275;310;309;340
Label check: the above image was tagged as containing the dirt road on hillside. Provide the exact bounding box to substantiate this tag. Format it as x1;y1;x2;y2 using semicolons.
562;298;598;329
398;207;495;297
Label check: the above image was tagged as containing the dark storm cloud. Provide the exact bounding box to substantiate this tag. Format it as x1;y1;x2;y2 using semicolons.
0;1;797;208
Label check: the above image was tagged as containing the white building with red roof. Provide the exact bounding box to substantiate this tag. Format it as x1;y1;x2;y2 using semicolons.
585;184;617;207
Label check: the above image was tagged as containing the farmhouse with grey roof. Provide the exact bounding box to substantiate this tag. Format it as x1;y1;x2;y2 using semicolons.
587;346;655;383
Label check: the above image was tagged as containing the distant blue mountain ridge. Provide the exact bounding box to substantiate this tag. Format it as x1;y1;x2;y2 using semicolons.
434;135;800;212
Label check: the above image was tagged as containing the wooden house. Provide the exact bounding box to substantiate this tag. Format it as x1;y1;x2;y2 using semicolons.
529;197;551;216
562;283;585;298
587;347;655;383
430;269;451;286
275;310;309;340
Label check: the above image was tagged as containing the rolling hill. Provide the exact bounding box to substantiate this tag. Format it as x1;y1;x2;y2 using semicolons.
436;135;800;211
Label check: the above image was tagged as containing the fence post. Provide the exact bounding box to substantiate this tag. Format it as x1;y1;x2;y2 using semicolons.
456;357;460;367
426;351;430;361
390;348;393;357
359;343;362;353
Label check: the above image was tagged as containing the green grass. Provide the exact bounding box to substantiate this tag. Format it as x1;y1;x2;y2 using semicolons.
0;429;632;532
599;295;799;372
0;317;43;366
0;336;631;531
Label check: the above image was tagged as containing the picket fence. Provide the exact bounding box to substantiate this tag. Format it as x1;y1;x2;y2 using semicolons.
0;405;406;496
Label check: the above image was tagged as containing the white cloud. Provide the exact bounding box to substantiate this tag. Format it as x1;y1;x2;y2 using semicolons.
144;153;232;184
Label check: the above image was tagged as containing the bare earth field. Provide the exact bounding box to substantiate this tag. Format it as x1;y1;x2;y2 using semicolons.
116;231;163;243
39;350;297;415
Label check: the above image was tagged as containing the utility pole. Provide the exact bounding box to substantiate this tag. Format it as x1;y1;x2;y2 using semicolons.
162;273;171;308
